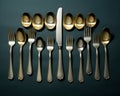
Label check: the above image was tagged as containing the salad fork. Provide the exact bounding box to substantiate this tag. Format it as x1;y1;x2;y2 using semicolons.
8;31;15;80
84;27;92;75
47;37;54;83
66;36;73;83
93;34;100;80
27;29;35;75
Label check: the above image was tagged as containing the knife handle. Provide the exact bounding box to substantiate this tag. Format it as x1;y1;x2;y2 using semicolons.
57;47;64;80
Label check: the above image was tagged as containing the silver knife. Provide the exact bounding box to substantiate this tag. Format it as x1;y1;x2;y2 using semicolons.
56;7;64;80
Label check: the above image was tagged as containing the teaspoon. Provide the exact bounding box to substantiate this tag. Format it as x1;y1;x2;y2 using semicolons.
75;13;85;30
36;37;44;82
21;13;32;28
32;13;44;31
16;28;26;80
101;28;111;80
77;37;85;83
63;13;74;30
45;12;56;30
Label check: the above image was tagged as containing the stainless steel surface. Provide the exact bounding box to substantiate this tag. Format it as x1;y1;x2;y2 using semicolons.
56;7;64;80
66;36;73;83
8;31;15;80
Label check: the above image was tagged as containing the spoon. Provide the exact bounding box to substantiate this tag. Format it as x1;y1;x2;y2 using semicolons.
21;13;32;28
86;13;97;28
101;28;111;80
63;13;74;30
16;28;26;80
77;37;85;83
45;12;56;30
75;13;85;30
36;37;44;82
32;13;44;31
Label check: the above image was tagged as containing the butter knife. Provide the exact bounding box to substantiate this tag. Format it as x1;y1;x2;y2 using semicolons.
56;7;64;80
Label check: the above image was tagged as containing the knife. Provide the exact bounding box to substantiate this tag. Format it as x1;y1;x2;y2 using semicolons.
56;7;64;80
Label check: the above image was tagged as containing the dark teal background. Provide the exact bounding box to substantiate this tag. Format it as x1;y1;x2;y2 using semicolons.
0;0;120;96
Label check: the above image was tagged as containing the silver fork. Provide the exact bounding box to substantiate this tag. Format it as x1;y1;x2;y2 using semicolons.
27;29;35;75
66;36;73;83
47;37;54;83
93;34;100;80
84;27;92;75
8;31;15;80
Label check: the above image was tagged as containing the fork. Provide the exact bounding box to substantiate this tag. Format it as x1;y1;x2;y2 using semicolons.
84;27;92;75
47;37;54;83
27;29;35;75
8;31;15;80
66;36;73;83
93;34;100;80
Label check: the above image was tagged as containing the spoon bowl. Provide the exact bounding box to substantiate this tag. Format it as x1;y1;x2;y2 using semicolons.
45;12;56;30
21;13;32;28
63;13;74;30
77;37;85;52
32;13;44;31
75;13;85;30
86;13;97;28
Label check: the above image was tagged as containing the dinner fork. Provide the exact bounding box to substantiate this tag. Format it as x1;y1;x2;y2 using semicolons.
47;37;54;83
84;27;92;75
27;29;35;75
66;36;73;83
93;34;100;80
8;31;15;80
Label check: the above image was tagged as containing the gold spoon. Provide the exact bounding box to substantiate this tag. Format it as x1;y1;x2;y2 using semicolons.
21;13;32;28
45;12;56;30
32;13;44;31
63;13;74;30
16;28;26;80
75;13;85;30
86;13;97;28
101;28;111;80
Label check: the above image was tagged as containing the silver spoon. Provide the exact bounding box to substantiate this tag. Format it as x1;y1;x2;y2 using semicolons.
45;12;56;30
77;37;85;83
36;37;44;82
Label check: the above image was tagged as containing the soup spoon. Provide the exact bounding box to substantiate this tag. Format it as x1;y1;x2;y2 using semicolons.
101;28;111;80
21;13;32;28
63;13;74;30
45;12;56;30
75;13;85;30
32;13;44;31
77;37;85;83
16;28;26;80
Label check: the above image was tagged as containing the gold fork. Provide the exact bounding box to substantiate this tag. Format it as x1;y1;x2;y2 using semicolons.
8;31;15;80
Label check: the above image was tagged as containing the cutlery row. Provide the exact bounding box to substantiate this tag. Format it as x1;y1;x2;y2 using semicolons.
8;27;111;83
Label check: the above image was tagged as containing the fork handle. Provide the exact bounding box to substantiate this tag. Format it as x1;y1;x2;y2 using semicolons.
47;51;53;83
86;43;92;75
8;46;14;80
68;51;73;83
57;46;64;80
94;48;100;80
27;44;32;75
104;46;110;80
18;46;24;80
78;51;84;83
37;51;42;82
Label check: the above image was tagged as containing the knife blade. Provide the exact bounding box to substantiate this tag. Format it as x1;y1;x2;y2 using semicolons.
56;7;64;80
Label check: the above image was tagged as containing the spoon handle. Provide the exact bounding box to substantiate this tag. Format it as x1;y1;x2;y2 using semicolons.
27;44;32;75
104;46;110;80
18;46;24;80
47;51;52;83
57;46;64;80
8;46;14;80
68;51;73;83
86;43;92;75
37;51;42;82
94;48;100;80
